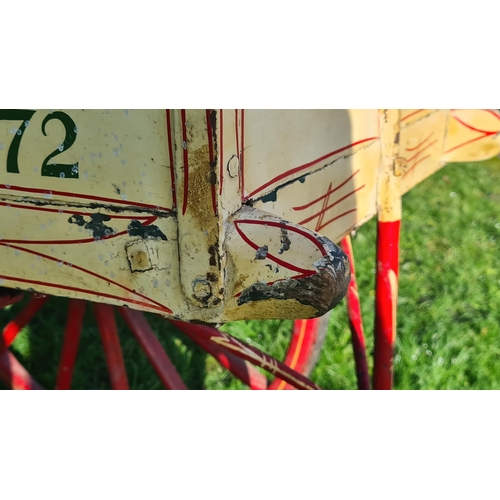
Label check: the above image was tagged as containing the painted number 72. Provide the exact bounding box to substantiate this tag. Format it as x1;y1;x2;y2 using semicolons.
0;109;79;179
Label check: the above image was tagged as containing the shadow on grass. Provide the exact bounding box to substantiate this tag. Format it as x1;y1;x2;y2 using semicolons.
0;296;211;390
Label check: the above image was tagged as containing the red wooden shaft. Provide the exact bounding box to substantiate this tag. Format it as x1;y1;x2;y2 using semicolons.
119;308;187;390
1;296;49;352
340;236;370;390
55;299;87;389
170;320;320;390
268;318;322;390
373;220;401;390
0;350;44;389
93;304;129;390
178;324;268;390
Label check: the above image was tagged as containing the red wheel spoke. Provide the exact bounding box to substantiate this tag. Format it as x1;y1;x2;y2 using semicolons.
268;318;324;390
1;295;49;353
55;299;87;390
119;308;187;390
93;304;129;390
373;220;401;390
341;236;370;390
170;320;321;390
0;350;44;390
176;323;268;390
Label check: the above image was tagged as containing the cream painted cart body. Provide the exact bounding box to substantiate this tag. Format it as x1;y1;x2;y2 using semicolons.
0;109;499;389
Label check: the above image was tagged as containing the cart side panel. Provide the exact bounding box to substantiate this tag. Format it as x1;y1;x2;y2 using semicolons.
0;109;183;316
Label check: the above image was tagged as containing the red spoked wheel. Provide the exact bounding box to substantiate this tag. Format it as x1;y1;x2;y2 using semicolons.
0;288;331;390
0;230;394;391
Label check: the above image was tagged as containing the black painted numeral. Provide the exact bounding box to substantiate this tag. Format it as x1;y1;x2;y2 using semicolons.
0;109;36;174
1;110;79;179
41;112;79;179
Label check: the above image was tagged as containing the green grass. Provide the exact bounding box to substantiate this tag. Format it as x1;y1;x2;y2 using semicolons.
313;157;500;389
1;158;499;389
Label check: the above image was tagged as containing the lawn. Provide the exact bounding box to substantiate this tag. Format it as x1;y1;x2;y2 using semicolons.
1;157;499;389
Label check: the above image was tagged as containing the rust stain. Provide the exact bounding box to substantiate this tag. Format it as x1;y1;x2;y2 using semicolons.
132;250;150;269
233;273;249;293
187;144;216;231
180;142;222;308
125;241;153;272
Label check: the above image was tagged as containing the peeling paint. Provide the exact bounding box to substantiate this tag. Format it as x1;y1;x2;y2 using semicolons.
260;175;306;203
208;242;219;268
127;220;167;240
192;278;212;304
1;195;174;218
206;272;217;282
237;259;349;317
68;213;115;239
255;245;268;260
278;227;291;254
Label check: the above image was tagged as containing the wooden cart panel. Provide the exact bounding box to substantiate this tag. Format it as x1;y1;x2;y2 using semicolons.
0;109;499;322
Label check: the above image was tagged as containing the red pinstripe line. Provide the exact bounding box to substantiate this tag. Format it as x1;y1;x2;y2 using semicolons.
0;229;127;245
450;109;500;135
292;170;360;211
234;219;327;257
235;110;241;193
241;109;245;201
219;109;224;195
243;137;377;201
0;185;172;213
316;209;357;232
401;109;424;122
0;241;172;313
405;131;435;152
206;109;214;165
406;139;438;163
0;216;157;245
442;110;500;155
181;109;189;215
233;222;314;276
0;201;153;220
206;109;217;215
444;134;491;155
403;154;431;178
315;182;331;232
298;186;365;226
483;109;500;120
235;110;240;158
166;110;177;208
0;275;171;313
